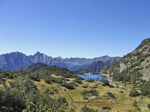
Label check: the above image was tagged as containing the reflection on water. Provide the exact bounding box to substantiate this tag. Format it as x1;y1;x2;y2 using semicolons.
78;74;103;81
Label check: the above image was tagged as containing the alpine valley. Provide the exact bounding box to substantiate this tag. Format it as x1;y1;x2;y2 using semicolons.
1;39;150;112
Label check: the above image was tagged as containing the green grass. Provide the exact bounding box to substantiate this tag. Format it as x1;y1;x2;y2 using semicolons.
32;78;150;112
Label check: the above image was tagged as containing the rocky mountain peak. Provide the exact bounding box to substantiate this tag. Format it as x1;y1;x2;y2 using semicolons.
135;38;150;51
34;51;43;55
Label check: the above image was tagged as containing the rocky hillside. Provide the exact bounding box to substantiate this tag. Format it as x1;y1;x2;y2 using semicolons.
101;38;150;82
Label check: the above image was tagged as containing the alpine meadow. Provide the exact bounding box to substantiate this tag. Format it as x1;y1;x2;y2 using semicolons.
1;0;150;112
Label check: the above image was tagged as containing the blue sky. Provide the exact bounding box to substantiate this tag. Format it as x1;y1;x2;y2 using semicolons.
0;0;150;58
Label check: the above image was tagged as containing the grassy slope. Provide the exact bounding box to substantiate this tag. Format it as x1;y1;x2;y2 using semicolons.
30;75;150;112
2;74;150;112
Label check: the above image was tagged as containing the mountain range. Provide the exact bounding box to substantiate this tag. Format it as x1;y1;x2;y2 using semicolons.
0;51;121;71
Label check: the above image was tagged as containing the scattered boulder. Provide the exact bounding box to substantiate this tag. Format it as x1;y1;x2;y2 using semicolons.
107;99;117;103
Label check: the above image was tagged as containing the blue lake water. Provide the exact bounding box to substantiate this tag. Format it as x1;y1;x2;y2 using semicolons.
78;74;103;81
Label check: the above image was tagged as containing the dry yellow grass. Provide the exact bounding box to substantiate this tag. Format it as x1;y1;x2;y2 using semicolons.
6;79;13;87
33;79;150;112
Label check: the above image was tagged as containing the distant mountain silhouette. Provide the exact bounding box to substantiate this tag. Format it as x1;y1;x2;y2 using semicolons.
80;57;121;73
0;52;121;71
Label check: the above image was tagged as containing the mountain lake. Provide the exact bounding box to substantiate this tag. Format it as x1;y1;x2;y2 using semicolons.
78;74;103;81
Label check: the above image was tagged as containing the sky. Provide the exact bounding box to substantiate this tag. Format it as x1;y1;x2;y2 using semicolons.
0;0;150;58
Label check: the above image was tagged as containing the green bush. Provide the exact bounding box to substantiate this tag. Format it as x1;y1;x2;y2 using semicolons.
62;82;76;89
45;78;52;84
87;79;95;83
107;92;116;99
102;80;110;86
102;106;111;110
81;105;99;112
129;89;140;97
75;79;82;84
0;78;71;112
29;72;40;81
133;101;138;107
141;81;150;96
147;104;150;110
82;89;99;100
82;85;88;88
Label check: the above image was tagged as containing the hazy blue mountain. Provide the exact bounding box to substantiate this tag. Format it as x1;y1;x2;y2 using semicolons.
0;52;121;71
79;57;121;73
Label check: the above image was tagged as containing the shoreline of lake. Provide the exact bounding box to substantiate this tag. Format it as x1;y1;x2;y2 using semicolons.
100;74;112;82
78;74;103;81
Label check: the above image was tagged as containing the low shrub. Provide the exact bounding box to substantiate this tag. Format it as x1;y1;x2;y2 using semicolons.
102;106;111;110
